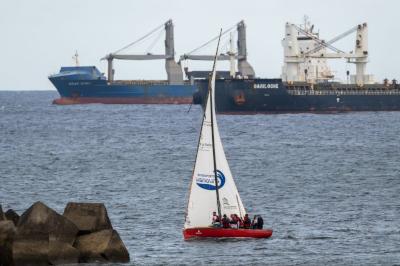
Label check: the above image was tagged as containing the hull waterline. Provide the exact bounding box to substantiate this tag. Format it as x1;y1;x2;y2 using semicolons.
52;97;193;105
183;227;273;240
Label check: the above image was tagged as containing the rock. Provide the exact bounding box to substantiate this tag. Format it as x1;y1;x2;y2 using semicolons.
0;220;16;266
74;229;130;263
12;201;79;265
63;203;112;234
0;205;6;221
12;239;49;266
16;201;78;244
13;240;79;265
1;202;128;265
5;209;20;226
0;220;16;247
48;241;80;265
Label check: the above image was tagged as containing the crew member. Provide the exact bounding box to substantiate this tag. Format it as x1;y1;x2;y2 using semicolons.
221;214;230;228
251;215;258;229
235;214;243;228
212;211;221;227
229;214;238;229
257;215;264;229
243;214;251;229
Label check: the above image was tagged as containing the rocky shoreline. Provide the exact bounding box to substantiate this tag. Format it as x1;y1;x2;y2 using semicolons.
0;202;130;265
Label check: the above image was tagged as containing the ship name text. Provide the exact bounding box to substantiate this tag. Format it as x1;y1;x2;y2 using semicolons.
68;82;91;86
253;83;279;89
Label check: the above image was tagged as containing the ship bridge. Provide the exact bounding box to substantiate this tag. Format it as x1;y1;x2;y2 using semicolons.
282;17;372;86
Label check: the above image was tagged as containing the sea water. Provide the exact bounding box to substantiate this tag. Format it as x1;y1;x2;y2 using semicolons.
1;91;399;265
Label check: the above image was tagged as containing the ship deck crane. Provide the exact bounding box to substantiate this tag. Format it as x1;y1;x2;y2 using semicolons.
102;20;183;84
305;25;358;55
180;21;255;78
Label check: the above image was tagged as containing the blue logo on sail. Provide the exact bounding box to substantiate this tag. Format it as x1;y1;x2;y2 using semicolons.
196;170;226;190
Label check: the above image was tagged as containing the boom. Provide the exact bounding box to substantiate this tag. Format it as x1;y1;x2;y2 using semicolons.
102;20;183;84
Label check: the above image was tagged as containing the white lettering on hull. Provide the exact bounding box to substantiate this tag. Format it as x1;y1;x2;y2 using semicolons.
253;83;279;89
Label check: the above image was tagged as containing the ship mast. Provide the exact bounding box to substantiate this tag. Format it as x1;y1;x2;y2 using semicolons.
209;30;223;221
72;50;79;66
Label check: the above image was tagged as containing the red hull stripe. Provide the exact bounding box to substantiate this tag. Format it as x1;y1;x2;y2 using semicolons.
52;97;193;105
183;228;273;240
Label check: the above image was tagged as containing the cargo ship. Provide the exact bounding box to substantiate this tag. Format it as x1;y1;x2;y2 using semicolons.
49;20;197;105
193;19;400;113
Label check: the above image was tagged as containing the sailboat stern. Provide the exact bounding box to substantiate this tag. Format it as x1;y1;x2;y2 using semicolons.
183;227;273;240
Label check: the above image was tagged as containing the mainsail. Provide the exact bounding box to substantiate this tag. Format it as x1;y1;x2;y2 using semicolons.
184;39;246;229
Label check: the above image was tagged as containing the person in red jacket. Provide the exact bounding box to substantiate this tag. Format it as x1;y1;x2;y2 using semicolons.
229;214;238;229
243;214;251;229
235;214;244;228
221;214;230;228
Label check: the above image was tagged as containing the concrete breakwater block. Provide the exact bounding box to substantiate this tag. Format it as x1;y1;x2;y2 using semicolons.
0;201;130;265
12;201;79;265
0;220;16;266
0;220;16;247
5;209;20;226
63;202;112;234
74;229;130;263
48;241;80;265
16;202;78;244
0;205;6;221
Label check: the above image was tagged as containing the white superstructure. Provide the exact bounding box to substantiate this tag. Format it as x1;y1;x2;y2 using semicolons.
282;17;373;85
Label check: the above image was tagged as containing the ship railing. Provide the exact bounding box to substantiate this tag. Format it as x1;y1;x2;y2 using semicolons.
110;80;193;86
288;89;400;96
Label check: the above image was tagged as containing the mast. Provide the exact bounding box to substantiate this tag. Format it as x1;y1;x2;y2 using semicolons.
209;29;223;221
184;29;247;228
72;50;80;66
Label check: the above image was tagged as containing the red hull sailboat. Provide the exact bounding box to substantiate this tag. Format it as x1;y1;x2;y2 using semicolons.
183;30;273;240
183;228;273;240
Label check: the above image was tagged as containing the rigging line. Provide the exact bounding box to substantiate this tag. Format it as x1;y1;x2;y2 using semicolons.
146;28;164;54
236;195;243;219
186;24;237;55
220;36;232;54
112;22;166;55
186;101;193;113
305;25;358;55
294;24;344;54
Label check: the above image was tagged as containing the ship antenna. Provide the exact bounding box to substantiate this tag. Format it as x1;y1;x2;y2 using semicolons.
303;15;310;32
72;50;80;66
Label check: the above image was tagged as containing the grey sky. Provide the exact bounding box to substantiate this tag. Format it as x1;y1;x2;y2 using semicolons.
0;0;398;90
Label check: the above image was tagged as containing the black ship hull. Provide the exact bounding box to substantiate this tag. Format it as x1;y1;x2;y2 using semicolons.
194;79;400;114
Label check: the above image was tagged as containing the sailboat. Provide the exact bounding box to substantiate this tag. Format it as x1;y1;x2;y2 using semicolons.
183;31;273;240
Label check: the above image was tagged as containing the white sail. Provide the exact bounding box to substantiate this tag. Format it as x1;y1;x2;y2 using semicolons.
184;59;246;229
